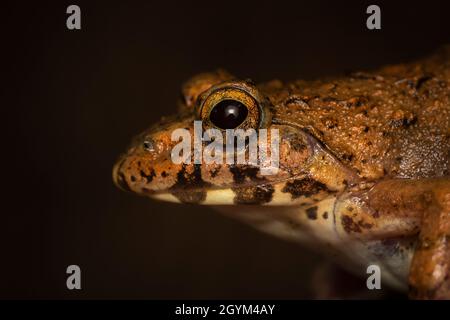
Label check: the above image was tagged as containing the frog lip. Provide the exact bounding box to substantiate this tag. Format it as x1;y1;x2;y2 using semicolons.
138;174;306;196
144;177;333;206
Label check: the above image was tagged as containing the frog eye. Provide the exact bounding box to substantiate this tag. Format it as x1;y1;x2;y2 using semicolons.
209;99;248;129
197;81;270;130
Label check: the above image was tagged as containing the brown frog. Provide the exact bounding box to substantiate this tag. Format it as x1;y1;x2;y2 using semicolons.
113;46;450;299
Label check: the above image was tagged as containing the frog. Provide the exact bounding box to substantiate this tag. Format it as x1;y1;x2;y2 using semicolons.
113;46;450;299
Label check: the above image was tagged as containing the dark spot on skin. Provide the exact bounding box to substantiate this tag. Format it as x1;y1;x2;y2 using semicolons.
404;116;418;127
168;164;211;204
306;206;318;220
341;215;374;233
322;211;329;219
342;154;354;161
282;177;329;199
363;126;369;133
354;99;365;107
210;167;221;178
173;164;207;188
130;175;136;182
390;115;417;129
161;171;168;178
415;76;431;90
229;165;261;184
284;96;309;107
347;206;353;212
233;184;274;205
341;215;362;233
140;169;156;183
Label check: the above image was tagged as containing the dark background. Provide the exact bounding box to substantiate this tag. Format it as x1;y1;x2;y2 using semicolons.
2;1;449;299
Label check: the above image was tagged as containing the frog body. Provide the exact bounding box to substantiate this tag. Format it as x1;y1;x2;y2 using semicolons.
113;47;450;299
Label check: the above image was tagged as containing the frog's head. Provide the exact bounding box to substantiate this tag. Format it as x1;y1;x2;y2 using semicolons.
113;71;357;206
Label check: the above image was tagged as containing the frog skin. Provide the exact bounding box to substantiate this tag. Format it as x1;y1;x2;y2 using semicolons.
113;46;450;299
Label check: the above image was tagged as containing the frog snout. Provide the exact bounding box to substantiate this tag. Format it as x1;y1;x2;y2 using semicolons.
112;133;182;194
112;156;132;192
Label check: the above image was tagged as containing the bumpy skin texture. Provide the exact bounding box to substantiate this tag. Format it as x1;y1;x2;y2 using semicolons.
113;46;450;299
263;48;449;180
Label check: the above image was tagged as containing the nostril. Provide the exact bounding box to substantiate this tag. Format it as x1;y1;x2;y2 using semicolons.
143;139;155;152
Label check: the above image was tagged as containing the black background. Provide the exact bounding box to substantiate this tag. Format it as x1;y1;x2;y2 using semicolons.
2;1;449;299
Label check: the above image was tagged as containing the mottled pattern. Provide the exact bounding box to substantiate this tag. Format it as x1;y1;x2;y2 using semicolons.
169;164;209;203
340;215;373;234
281;177;329;199
260;47;450;181
113;47;450;299
305;206;318;220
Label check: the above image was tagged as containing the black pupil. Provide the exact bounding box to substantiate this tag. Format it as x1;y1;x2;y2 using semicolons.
209;100;248;129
